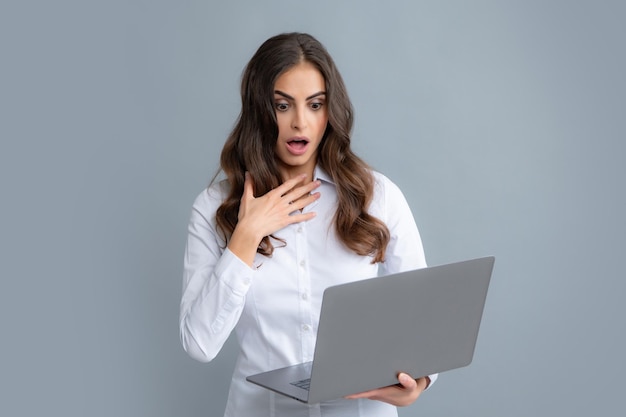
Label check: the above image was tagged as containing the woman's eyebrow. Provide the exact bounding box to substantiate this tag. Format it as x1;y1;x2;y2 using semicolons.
274;90;326;100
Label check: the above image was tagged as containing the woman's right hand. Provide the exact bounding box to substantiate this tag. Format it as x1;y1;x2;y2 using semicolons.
227;172;321;266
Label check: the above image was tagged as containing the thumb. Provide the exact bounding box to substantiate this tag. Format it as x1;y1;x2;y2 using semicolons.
243;171;255;199
398;373;417;389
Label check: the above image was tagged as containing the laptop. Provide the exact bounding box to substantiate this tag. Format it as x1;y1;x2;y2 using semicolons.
246;256;495;404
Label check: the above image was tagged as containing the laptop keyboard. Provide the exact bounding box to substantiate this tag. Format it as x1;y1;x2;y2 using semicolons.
290;378;311;391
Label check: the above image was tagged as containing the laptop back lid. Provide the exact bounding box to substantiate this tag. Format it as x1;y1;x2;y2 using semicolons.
307;256;495;403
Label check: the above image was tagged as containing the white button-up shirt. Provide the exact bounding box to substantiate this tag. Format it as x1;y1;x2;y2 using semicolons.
180;167;437;417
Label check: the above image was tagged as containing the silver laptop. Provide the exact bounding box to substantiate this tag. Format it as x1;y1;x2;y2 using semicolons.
246;256;495;404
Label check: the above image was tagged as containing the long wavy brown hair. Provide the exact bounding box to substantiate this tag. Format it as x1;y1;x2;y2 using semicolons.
215;32;390;263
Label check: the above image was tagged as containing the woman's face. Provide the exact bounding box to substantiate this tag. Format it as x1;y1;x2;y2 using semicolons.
273;61;328;181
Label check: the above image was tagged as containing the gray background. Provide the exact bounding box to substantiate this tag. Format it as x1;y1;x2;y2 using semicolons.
1;0;624;416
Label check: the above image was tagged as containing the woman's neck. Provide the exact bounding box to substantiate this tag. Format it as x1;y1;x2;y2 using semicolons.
279;167;315;183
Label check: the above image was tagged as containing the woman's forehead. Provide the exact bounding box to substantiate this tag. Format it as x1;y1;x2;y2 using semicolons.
274;62;325;97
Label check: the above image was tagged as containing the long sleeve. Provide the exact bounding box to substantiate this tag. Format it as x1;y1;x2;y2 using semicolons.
372;173;426;275
179;186;253;363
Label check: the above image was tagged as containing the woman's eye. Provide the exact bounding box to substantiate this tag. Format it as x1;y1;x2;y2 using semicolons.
275;102;289;112
310;102;324;110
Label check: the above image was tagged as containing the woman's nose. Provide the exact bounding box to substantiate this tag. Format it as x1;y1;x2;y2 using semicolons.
291;108;307;130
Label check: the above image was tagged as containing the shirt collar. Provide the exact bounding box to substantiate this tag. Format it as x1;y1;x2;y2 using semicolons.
313;166;335;185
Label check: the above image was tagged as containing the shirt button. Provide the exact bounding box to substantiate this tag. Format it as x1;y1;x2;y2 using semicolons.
301;293;308;300
297;226;303;233
302;324;311;332
299;260;306;268
243;277;251;285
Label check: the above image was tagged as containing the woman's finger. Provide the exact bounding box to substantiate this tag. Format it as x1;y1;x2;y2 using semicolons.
242;171;255;199
271;174;313;199
282;180;321;205
397;373;417;389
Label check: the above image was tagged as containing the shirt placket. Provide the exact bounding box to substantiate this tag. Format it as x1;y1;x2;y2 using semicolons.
294;221;315;363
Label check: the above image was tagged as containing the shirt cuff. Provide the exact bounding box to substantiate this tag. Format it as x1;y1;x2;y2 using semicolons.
425;373;438;390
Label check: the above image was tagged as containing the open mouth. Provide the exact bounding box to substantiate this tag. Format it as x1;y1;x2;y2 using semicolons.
286;137;310;154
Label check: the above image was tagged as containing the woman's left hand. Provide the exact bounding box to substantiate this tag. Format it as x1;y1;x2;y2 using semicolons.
344;373;427;407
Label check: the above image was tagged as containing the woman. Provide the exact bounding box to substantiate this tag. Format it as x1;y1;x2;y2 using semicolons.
180;32;437;416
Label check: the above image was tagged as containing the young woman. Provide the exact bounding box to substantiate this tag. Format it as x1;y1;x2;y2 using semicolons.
180;32;437;416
